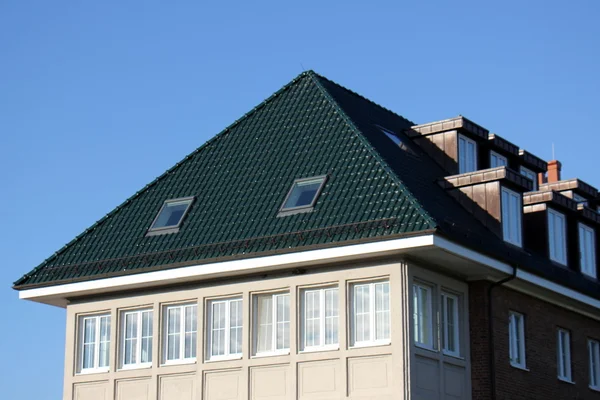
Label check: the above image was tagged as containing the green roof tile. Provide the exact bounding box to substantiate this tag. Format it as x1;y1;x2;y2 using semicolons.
14;71;437;288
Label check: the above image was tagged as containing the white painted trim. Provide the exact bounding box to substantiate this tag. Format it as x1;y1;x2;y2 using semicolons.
19;235;436;304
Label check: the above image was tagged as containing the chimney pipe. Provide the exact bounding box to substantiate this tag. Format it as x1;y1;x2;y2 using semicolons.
547;160;562;183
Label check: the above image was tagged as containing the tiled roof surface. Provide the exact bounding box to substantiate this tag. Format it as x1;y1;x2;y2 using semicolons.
14;71;437;288
13;71;600;300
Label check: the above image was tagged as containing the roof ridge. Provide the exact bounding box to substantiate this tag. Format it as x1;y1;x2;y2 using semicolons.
307;73;437;229
14;70;314;286
310;71;418;126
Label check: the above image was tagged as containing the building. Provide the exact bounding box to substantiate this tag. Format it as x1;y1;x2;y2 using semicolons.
13;71;600;400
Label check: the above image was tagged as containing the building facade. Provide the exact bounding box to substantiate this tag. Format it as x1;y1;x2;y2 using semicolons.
14;71;600;400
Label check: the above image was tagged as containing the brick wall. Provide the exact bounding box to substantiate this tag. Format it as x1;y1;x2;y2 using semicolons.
469;281;600;400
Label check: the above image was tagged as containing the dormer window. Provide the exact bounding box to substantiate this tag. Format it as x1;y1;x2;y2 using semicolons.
573;193;588;206
519;166;538;191
579;223;596;278
501;187;522;247
458;135;477;174
278;176;327;217
490;151;508;168
548;209;567;265
147;197;194;236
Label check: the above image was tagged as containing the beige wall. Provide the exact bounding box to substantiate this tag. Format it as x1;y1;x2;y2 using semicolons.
63;258;470;400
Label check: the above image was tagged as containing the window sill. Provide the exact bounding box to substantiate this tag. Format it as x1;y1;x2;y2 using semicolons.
442;351;463;360
415;343;436;353
510;362;529;371
77;368;109;375
119;363;152;371
252;350;290;359
558;377;575;385
590;385;600;392
351;340;391;349
300;345;339;354
205;355;243;363
161;358;197;367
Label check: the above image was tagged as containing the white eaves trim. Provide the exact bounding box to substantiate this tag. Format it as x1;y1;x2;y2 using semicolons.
19;233;600;314
433;235;600;313
19;235;436;306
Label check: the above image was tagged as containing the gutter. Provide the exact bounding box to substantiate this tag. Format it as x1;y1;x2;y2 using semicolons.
488;265;517;400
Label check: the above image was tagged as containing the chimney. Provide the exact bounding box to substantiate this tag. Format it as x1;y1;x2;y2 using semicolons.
547;160;562;183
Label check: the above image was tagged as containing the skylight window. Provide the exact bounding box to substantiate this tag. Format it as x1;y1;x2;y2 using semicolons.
278;176;327;216
146;197;194;236
379;127;416;155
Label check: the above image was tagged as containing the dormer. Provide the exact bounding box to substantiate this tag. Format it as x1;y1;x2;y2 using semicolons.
407;116;488;175
440;166;532;246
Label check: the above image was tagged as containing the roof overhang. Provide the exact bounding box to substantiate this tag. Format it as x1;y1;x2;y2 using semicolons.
18;234;600;320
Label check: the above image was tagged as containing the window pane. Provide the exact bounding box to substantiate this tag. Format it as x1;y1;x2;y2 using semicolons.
305;290;320;348
257;295;273;353
211;302;226;357
325;288;339;346
354;284;370;343
283;179;324;209
184;306;197;359
166;307;181;361
276;295;290;350
152;200;192;229
413;285;431;347
168;308;181;335
375;282;390;340
230;300;243;355
99;317;110;368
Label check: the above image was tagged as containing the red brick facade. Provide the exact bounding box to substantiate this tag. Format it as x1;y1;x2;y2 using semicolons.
469;281;600;400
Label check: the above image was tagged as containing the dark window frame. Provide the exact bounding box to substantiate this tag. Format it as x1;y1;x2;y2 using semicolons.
146;196;195;237
277;175;328;217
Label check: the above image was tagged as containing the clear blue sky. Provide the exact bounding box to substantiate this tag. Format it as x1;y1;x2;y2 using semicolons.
1;1;598;398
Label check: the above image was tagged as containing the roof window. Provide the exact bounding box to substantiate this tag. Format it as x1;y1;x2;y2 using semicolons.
278;176;327;217
146;197;194;236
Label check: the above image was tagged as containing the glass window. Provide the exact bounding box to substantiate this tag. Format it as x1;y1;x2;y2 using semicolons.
207;297;242;360
579;223;597;278
441;292;460;356
351;281;390;346
589;339;600;390
520;166;538;191
121;309;153;368
163;303;197;363
509;311;526;368
79;314;111;373
458;134;477;174
301;287;339;351
280;176;327;213
501;187;523;247
557;329;572;382
573;193;588;206
148;198;194;233
413;283;433;349
548;209;567;265
254;293;290;355
490;151;508;168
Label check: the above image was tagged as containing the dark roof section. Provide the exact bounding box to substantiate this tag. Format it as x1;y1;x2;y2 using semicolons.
14;71;600;301
14;71;437;288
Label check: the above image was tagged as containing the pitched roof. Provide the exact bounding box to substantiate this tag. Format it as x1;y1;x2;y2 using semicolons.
14;71;438;289
13;71;600;301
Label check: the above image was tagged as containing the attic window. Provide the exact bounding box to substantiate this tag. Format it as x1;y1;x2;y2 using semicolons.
278;176;327;217
146;197;194;236
379;127;415;155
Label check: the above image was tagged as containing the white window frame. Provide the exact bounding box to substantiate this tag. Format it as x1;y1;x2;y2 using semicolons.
490;151;508;168
120;309;153;370
579;223;597;279
520;166;538;191
412;282;434;350
458;134;477;174
557;328;572;382
206;297;243;361
589;339;600;391
350;280;391;348
253;292;290;357
441;292;460;357
548;209;568;265
162;303;197;365
300;286;339;352
501;187;523;247
78;314;111;374
509;311;526;369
